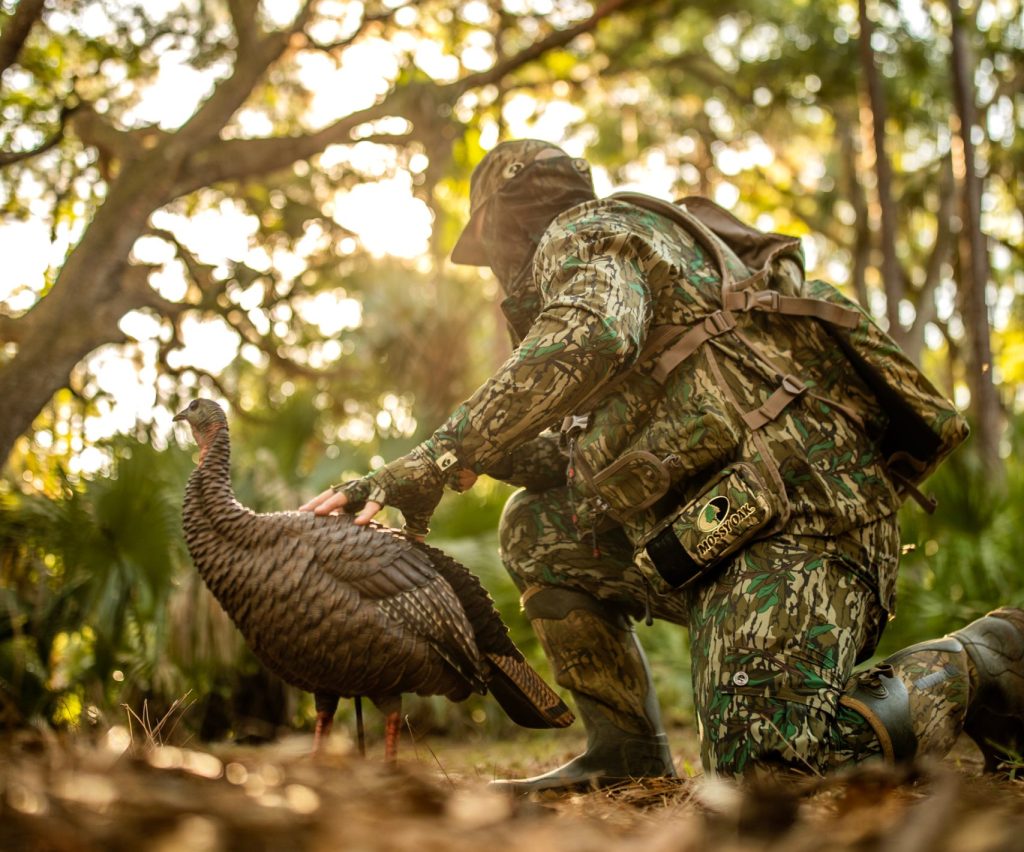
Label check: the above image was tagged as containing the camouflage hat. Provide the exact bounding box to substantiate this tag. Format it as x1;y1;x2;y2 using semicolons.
451;139;573;266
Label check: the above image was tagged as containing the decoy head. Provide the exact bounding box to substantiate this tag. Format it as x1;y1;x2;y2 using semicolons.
173;399;228;452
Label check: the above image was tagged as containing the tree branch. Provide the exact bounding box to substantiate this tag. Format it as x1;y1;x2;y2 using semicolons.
170;34;290;153
350;131;414;146
146;226;224;310
0;313;23;345
227;0;261;51
616;52;751;105
146;226;345;382
161;358;238;406
0;0;45;82
171;0;642;196
0;101;82;168
172;98;394;195
170;1;321;154
120;262;176;315
451;0;645;95
67;103;165;167
305;6;399;55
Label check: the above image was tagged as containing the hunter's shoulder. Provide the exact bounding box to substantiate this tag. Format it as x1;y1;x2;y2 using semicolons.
544;197;662;239
538;197;696;275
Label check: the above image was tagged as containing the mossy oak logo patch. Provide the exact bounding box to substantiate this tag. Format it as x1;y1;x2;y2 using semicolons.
696;499;761;560
697;496;731;532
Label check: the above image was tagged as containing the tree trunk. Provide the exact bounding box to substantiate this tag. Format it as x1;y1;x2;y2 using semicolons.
949;0;1002;476
0;0;45;81
903;156;956;367
0;152;177;464
857;0;904;345
839;110;871;311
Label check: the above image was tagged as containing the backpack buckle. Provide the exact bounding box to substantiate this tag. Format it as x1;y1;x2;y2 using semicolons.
561;413;591;439
745;290;781;311
704;310;736;335
780;374;806;396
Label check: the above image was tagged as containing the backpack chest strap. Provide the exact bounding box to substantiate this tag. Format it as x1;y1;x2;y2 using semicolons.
742;374;808;430
723;289;861;329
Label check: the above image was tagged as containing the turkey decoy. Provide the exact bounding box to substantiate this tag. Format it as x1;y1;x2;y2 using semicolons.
174;399;573;759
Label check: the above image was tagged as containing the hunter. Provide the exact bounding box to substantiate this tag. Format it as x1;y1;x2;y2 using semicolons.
302;139;1024;790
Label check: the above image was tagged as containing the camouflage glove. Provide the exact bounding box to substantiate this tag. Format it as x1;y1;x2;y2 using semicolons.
332;445;456;537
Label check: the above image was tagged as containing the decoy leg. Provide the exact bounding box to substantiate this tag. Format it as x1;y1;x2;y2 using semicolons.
355;696;366;757
384;711;401;762
376;696;402;762
313;693;339;754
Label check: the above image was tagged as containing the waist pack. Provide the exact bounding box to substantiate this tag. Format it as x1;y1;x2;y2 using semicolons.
578;193;969;591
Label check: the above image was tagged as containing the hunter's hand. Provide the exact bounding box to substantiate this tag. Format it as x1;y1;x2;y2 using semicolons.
301;448;447;538
299;487;382;525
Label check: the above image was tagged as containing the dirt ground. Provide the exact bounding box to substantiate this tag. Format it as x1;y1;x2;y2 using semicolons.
2;723;1023;852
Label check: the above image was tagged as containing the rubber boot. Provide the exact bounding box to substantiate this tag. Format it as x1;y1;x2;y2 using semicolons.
954;607;1024;770
840;608;1024;770
491;587;676;794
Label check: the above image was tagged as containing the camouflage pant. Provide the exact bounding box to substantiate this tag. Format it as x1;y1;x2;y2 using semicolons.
499;486;970;776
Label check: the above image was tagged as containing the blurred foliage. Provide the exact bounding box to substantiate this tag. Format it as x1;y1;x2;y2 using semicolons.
877;416;1024;657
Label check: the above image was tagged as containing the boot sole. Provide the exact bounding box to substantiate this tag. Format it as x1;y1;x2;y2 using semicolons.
491;769;678;796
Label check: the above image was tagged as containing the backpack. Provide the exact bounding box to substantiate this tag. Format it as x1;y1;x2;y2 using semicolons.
612;191;970;512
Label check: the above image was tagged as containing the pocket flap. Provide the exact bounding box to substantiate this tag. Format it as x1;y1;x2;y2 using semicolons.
590;451;672;514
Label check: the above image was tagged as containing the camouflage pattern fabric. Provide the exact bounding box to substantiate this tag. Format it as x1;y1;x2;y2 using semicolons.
801;276;970;490
502;492;970;776
434;197;905;557
831;639;972;767
485;430;570;493
426;198;660;479
530;604;658;734
499;485;689;624
685;519;898;775
884;648;970;758
434;196;902;605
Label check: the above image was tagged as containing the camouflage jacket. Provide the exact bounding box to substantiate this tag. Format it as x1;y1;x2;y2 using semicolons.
428;198;902;598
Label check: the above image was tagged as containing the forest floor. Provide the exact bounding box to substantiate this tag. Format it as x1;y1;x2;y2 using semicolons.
1;722;1023;852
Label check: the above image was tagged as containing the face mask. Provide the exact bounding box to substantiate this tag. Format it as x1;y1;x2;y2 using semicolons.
481;155;596;297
